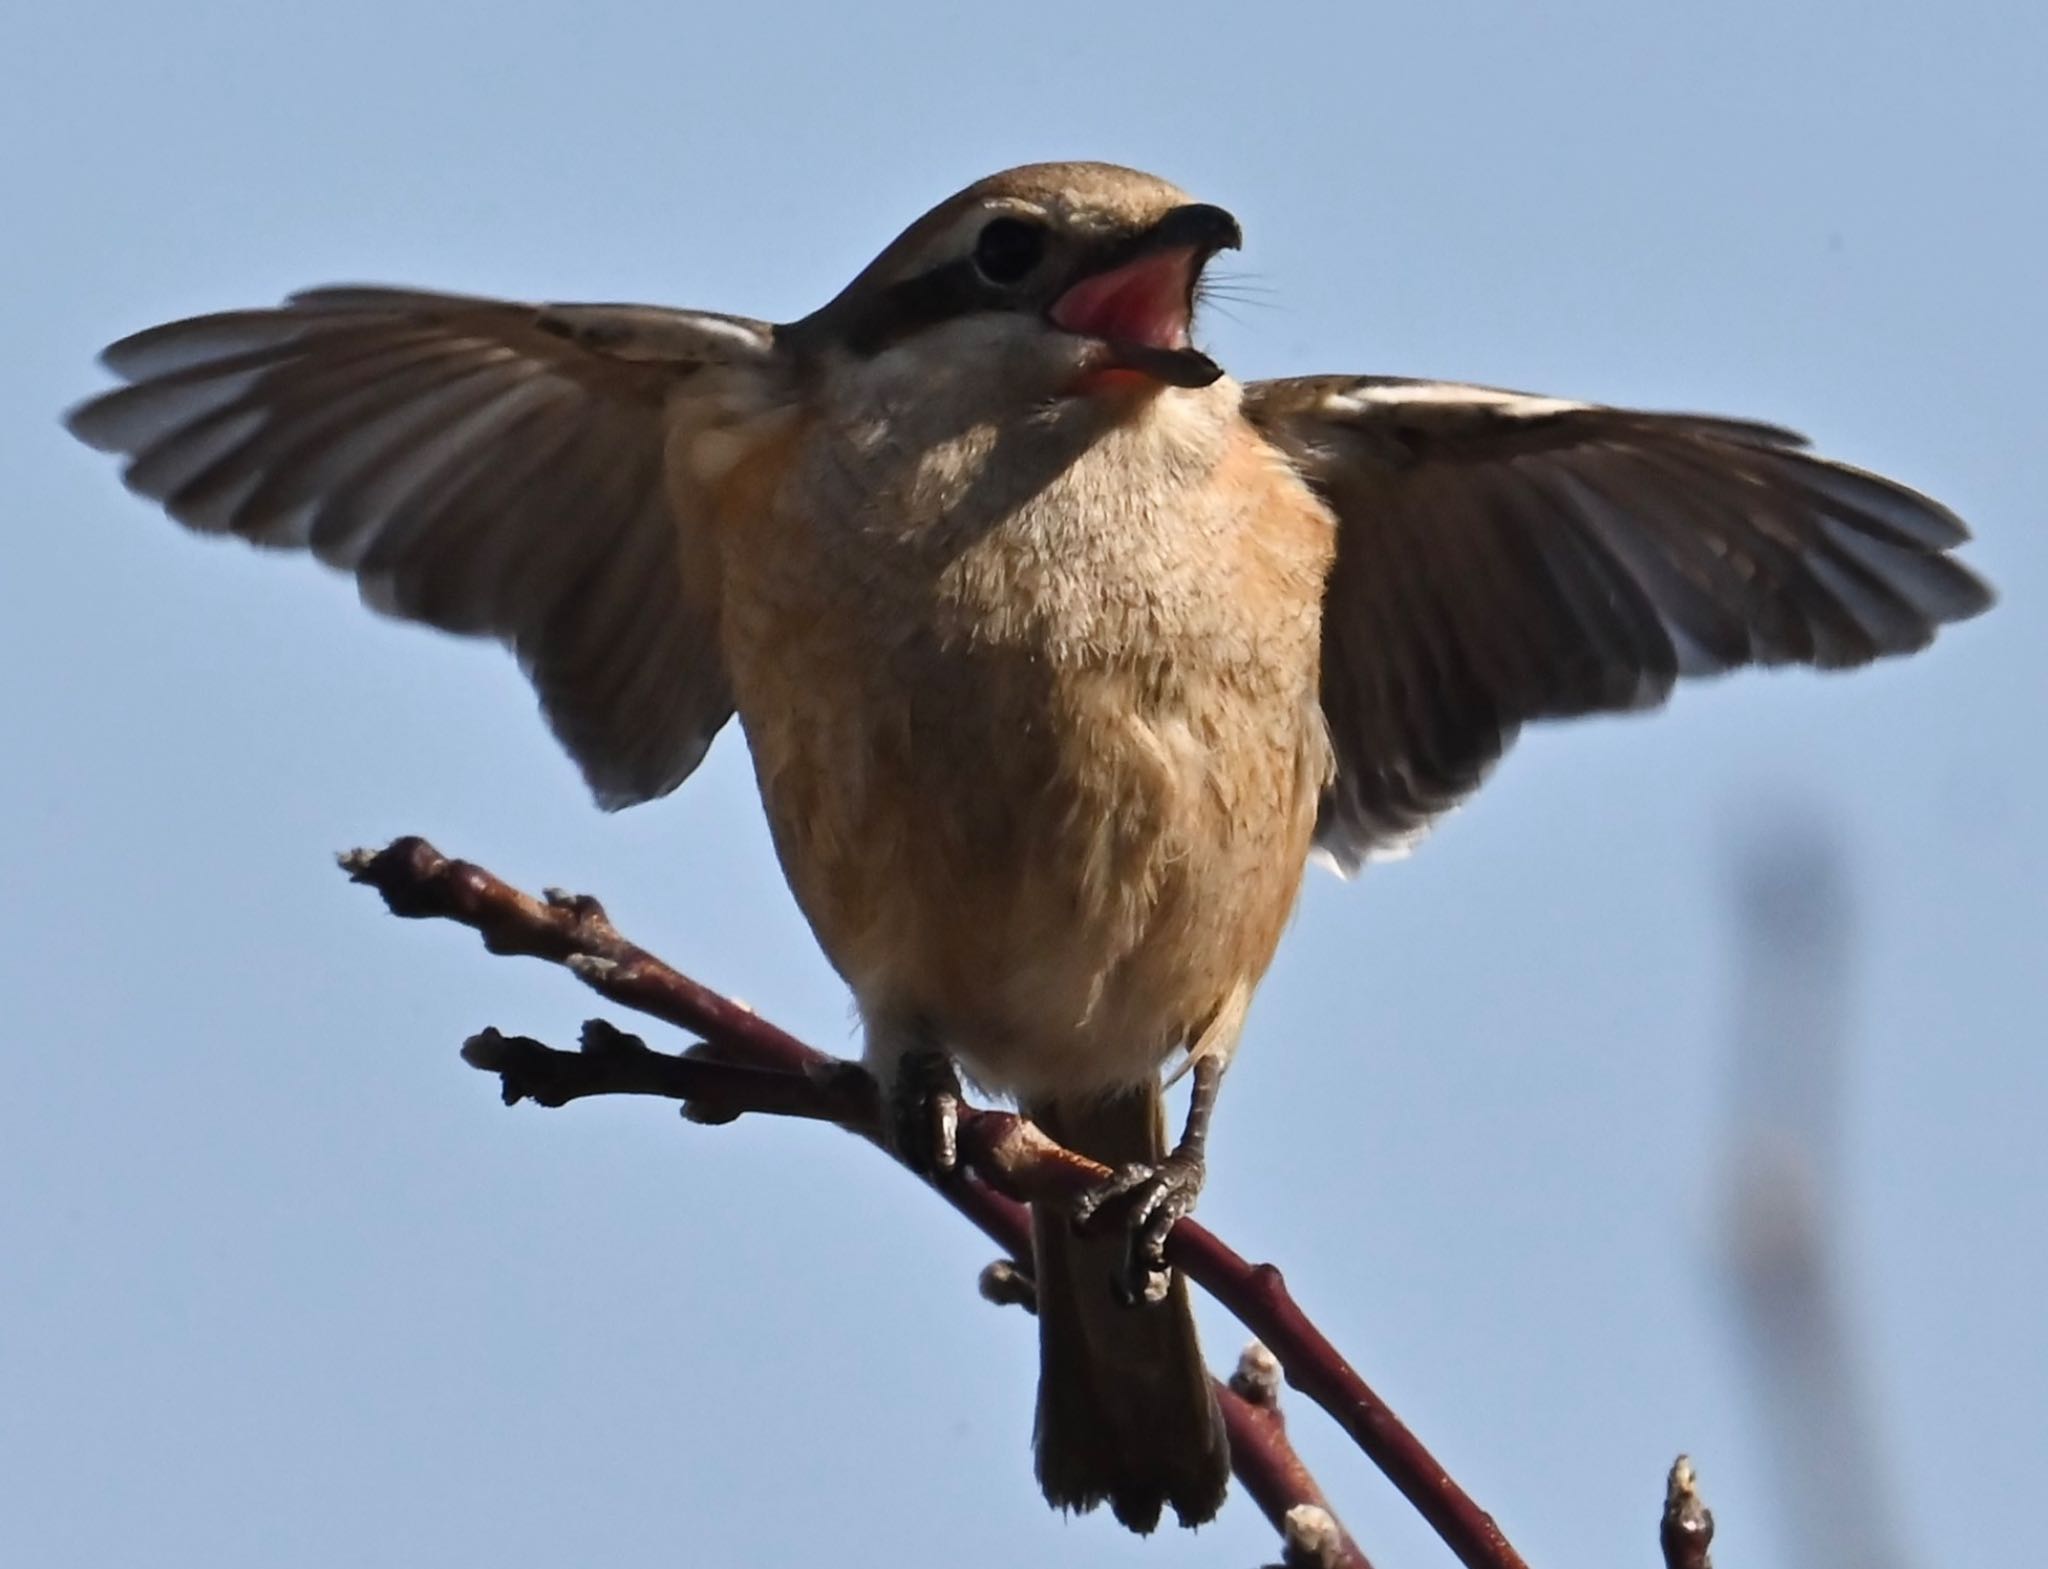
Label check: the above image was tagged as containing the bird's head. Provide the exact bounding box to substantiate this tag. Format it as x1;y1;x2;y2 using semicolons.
786;162;1242;408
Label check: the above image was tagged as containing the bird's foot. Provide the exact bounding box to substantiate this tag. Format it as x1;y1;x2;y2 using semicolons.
886;1047;961;1179
1072;1152;1206;1306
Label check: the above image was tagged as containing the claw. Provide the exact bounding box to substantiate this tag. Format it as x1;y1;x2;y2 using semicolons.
1072;1153;1205;1306
888;1048;961;1178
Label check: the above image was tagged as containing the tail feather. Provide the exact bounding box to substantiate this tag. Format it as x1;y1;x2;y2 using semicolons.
1028;1086;1229;1532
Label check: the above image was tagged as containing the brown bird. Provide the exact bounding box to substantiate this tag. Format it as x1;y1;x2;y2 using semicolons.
66;161;1991;1534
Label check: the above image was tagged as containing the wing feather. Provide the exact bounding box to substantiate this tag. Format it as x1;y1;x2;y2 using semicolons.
69;288;786;808
1245;377;1993;870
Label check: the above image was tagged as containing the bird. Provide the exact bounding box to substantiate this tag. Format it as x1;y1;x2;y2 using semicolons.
65;160;1992;1535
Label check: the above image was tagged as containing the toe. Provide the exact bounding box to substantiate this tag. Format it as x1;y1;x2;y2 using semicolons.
1072;1161;1158;1232
927;1087;959;1173
885;1058;963;1178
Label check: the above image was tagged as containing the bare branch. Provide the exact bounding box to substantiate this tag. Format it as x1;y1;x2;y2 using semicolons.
466;1021;1375;1566
342;835;1525;1569
462;1022;867;1123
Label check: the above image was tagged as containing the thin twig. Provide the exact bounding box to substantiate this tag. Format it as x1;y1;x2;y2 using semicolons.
1661;1455;1715;1569
1227;1342;1359;1569
342;835;1526;1569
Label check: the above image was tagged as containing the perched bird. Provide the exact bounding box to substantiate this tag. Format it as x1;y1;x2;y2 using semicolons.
66;161;1991;1534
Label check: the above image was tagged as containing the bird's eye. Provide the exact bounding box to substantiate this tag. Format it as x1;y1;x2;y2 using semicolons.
971;218;1046;285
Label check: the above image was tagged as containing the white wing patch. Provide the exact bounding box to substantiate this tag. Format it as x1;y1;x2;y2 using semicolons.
1326;380;1587;420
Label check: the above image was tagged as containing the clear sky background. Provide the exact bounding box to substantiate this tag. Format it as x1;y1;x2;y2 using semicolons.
4;4;2041;1566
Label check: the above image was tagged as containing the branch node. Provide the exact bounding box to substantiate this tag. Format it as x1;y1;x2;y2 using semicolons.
1232;1340;1284;1409
1249;1261;1290;1302
460;1027;569;1107
339;837;449;918
579;1018;645;1060
546;886;622;941
1281;1503;1346;1569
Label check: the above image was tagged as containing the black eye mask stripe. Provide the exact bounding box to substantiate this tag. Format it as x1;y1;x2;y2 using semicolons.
794;203;1242;366
835;257;1005;358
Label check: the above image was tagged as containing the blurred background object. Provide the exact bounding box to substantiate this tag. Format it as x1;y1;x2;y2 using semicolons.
1719;810;1916;1569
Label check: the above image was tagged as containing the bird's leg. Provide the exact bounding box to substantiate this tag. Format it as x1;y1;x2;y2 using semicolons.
862;1014;963;1178
885;1040;962;1179
1071;1055;1223;1304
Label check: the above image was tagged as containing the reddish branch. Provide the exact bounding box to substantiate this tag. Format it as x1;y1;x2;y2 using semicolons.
1225;1341;1358;1569
342;835;1527;1569
459;1019;1372;1566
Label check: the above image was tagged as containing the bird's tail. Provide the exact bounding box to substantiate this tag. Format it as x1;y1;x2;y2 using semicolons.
1026;1084;1229;1532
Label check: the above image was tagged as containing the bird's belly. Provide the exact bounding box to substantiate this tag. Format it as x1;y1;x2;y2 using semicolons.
730;628;1323;1100
709;389;1337;1099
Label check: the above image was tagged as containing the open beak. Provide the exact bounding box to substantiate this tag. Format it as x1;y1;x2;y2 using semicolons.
1049;203;1241;389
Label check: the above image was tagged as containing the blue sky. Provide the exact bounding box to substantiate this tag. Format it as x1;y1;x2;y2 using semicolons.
4;3;2041;1566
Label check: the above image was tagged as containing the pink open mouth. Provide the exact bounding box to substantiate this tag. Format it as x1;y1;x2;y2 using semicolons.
1049;246;1198;351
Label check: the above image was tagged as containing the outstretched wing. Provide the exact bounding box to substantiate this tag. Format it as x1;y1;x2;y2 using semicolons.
1245;376;1994;871
68;287;787;808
